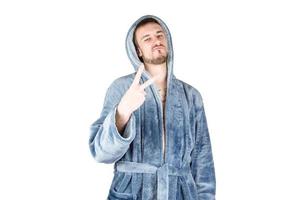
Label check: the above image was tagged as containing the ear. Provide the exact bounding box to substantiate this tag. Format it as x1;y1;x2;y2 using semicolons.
137;47;142;57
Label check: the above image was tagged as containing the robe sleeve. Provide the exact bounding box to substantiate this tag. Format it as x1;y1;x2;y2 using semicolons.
89;80;136;164
190;91;216;200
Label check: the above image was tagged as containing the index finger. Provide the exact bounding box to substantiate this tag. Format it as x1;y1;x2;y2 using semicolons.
140;76;156;90
133;64;145;85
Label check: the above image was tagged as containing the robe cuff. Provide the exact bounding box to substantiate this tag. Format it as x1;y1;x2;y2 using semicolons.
100;106;136;159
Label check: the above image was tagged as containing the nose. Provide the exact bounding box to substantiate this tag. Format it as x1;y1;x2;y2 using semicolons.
154;38;161;46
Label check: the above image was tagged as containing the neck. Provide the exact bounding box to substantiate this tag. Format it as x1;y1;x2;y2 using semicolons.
144;62;167;85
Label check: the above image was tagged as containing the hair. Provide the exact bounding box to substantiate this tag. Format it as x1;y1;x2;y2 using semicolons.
132;18;161;62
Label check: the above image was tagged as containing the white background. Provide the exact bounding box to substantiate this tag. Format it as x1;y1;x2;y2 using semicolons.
0;0;301;199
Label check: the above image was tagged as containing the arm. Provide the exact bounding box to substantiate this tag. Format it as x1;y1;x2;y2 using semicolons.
89;82;136;164
190;91;216;200
115;107;131;134
89;65;154;164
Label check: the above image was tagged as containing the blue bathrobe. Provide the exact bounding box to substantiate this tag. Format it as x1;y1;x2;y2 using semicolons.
89;15;216;200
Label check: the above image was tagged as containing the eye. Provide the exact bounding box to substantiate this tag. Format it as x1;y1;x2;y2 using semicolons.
144;38;151;42
157;34;164;39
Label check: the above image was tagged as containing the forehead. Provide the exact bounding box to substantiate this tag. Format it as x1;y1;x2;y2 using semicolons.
135;22;165;38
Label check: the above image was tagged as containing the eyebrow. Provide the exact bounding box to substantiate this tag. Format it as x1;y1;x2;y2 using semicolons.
140;30;164;41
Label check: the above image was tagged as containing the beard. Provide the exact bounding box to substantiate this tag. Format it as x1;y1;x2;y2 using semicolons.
141;53;167;65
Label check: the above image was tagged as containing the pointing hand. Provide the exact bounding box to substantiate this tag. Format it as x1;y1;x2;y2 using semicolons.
117;64;156;118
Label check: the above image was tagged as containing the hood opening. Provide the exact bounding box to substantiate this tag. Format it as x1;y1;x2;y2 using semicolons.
125;15;174;83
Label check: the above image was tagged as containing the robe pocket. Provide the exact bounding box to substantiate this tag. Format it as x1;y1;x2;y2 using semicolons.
108;189;133;200
109;172;133;199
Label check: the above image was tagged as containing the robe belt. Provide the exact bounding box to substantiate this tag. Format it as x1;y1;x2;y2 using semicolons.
115;161;191;200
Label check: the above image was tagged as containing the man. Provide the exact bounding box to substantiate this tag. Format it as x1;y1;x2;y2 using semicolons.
89;15;216;200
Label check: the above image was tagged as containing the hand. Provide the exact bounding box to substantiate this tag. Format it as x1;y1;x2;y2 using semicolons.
117;64;156;118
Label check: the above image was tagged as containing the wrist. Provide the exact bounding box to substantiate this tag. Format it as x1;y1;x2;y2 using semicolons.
117;104;131;120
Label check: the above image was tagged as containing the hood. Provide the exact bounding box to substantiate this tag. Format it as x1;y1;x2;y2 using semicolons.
125;15;174;85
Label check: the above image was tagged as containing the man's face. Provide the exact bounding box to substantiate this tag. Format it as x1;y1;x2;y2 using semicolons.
135;22;168;65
